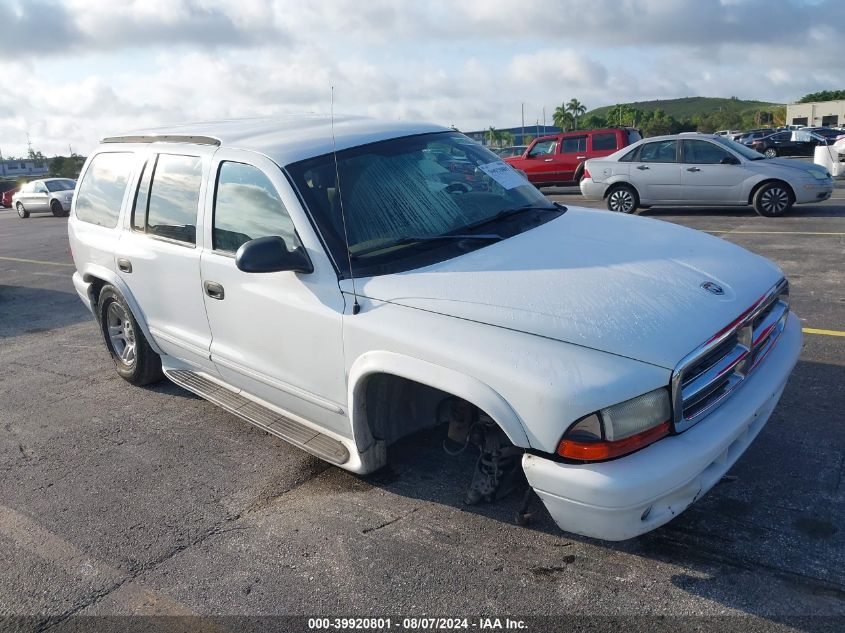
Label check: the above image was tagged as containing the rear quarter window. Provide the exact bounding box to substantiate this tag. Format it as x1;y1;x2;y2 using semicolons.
75;152;134;228
591;133;618;151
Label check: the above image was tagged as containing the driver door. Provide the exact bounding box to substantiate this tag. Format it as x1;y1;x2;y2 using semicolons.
520;138;558;185
31;181;50;211
680;139;750;204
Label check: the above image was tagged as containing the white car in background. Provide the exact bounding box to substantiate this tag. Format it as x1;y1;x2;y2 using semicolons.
580;134;834;217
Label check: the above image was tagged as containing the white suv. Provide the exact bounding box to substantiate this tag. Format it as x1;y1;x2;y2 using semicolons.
68;118;801;541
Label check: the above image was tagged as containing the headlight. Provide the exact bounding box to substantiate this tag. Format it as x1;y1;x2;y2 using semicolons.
805;169;828;180
557;388;671;461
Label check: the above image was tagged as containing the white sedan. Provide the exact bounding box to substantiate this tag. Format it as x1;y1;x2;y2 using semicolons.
580;133;834;217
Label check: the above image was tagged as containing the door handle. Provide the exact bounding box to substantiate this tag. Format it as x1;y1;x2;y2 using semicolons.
686;167;701;172
543;158;554;162
576;156;586;160
204;281;225;300
636;165;650;170
117;258;132;273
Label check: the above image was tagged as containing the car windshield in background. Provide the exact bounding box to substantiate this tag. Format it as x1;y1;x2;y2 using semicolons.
711;136;764;160
287;132;563;277
45;179;76;192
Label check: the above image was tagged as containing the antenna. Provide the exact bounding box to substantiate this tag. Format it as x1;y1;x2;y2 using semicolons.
330;86;360;315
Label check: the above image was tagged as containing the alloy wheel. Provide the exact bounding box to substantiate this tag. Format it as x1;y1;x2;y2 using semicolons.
764;148;777;158
106;301;137;365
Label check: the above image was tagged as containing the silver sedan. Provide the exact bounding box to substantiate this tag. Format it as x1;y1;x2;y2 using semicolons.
580;134;833;217
12;178;76;218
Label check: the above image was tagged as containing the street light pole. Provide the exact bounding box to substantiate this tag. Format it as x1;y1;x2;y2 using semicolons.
521;103;525;145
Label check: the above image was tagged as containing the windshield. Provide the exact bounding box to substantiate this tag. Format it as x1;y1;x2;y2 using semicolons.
45;179;76;192
287;131;562;277
711;136;764;160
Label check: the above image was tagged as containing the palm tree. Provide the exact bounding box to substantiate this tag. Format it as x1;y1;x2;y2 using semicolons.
553;104;574;131
566;98;587;130
486;126;504;147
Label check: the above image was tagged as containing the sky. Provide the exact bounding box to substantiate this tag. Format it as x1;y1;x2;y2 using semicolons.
0;0;843;157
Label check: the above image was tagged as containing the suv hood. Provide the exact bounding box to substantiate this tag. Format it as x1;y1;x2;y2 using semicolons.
353;209;784;369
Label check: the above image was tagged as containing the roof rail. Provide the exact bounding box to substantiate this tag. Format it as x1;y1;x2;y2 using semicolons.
101;134;221;146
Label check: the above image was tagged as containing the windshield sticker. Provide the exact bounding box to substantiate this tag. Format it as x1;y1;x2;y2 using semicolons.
477;162;530;190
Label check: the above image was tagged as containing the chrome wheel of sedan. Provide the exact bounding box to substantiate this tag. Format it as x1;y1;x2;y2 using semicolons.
106;301;136;365
764;148;777;158
607;185;638;213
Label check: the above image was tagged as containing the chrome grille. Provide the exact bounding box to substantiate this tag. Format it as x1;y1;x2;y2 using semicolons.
672;279;789;432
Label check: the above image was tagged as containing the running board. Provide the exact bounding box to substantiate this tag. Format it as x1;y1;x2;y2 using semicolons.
165;369;350;465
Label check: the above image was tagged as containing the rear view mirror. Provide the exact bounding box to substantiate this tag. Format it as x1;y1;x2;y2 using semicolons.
235;236;313;274
720;156;740;165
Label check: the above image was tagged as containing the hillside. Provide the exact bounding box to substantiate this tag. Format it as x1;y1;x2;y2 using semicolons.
585;97;781;120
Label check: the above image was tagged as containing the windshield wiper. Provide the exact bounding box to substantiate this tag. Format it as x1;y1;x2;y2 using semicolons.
351;234;502;258
460;203;562;231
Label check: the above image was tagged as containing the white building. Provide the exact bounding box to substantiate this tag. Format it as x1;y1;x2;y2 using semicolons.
0;158;49;178
786;100;845;127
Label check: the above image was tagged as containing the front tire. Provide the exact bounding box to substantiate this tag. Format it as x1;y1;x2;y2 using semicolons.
606;184;639;213
50;200;66;217
98;285;163;385
16;202;29;218
753;182;793;217
764;148;777;158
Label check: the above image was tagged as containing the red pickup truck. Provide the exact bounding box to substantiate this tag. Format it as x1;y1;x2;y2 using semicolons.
505;127;641;187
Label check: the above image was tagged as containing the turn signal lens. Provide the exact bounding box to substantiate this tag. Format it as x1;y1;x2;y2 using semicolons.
557;421;671;461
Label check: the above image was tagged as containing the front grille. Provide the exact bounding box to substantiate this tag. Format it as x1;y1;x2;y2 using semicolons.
672;279;789;432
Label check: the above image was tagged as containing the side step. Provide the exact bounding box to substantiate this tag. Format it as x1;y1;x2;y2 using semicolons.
165;369;350;465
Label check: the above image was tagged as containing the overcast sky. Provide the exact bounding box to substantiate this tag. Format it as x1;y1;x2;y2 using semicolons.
1;0;842;157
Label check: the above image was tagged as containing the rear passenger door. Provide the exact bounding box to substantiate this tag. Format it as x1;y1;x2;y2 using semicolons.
115;146;217;374
630;139;682;203
198;149;348;436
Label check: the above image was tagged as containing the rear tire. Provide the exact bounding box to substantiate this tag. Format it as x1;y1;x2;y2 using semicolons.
606;184;639;213
764;148;777;158
98;285;163;386
16;202;29;218
753;182;793;217
50;200;66;217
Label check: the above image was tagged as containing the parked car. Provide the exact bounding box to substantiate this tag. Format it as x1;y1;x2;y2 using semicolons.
69;118;801;541
714;130;741;138
493;145;527;158
504;127;641;186
737;129;776;146
750;130;828;158
803;127;845;142
0;180;18;208
12;178;76;218
580;133;833;216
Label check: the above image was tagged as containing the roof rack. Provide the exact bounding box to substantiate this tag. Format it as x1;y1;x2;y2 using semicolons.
101;134;221;146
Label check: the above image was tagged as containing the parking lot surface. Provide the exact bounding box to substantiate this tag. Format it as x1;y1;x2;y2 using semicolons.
1;178;843;631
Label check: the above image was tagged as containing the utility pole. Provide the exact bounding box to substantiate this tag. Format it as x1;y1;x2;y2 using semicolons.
0;146;5;176
521;103;525;145
542;106;546;135
26;133;33;159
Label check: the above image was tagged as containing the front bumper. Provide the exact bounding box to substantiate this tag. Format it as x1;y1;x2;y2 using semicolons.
794;179;833;204
523;312;802;541
579;177;607;200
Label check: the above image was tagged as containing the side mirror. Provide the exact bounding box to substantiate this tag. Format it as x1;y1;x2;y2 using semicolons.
235;236;313;274
720;156;740;165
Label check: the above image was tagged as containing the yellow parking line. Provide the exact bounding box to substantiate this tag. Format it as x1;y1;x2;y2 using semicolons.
0;255;74;268
803;328;845;338
708;230;845;236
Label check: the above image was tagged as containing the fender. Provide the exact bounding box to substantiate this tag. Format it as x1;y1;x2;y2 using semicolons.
347;350;531;454
80;262;164;356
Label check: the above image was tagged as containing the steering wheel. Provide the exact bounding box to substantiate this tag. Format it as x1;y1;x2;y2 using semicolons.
445;182;472;194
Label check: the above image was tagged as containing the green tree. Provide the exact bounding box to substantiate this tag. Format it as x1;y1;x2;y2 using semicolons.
565;98;587;130
486;126;504;147
798;90;845;103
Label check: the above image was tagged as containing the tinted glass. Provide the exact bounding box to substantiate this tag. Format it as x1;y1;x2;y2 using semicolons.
287;132;559;277
683;140;733;164
213;161;300;253
45;179;75;192
638;140;677;163
528;140;556;156
75;152;133;228
560;136;587;153
147;154;202;244
591;133;617;151
619;147;638;162
772;132;791;141
627;129;643;144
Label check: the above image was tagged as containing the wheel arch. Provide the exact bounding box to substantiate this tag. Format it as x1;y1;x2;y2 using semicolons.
747;178;795;206
80;264;163;355
347;351;531;472
603;179;640;200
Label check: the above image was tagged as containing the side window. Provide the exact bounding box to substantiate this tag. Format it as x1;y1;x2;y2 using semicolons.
638;140;678;163
618;146;638;162
213;161;301;253
146;154;203;245
34;182;48;193
591;133;617;151
527;140;557;157
627;129;643;144
560;136;587;153
75;152;134;228
683;140;732;165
